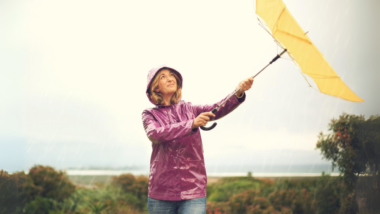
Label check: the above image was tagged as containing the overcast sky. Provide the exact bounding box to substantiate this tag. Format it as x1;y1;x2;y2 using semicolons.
1;0;379;173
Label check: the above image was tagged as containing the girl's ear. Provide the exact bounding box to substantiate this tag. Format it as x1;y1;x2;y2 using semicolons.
154;87;160;93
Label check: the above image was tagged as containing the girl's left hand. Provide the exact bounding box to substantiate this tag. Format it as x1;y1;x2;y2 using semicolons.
235;77;254;96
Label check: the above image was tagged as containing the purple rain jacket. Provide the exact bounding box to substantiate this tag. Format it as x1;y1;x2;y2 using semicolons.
142;65;246;201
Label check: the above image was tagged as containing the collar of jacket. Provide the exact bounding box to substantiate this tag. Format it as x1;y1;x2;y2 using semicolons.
156;102;182;108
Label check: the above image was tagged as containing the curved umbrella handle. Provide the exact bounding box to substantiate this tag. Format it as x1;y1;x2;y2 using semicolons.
200;122;217;131
200;108;218;131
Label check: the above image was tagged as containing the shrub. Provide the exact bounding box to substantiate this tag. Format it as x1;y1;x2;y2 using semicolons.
246;204;291;214
24;165;75;202
112;173;148;211
112;173;136;193
51;183;143;214
206;201;230;214
228;189;291;214
229;189;259;213
0;170;27;214
24;196;56;214
134;175;149;203
207;177;261;202
313;173;343;214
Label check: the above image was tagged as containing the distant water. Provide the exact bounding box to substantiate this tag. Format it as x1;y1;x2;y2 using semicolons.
66;164;338;177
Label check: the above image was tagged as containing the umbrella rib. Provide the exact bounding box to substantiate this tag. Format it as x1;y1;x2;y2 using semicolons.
272;7;286;33
308;75;340;79
257;16;287;55
273;39;285;50
287;52;313;88
257;17;276;38
276;30;312;44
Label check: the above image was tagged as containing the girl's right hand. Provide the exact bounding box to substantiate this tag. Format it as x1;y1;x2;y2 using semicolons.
192;112;215;129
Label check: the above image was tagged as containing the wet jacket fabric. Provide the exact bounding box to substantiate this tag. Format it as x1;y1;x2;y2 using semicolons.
142;65;246;201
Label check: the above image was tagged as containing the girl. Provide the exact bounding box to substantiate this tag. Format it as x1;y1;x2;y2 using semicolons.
142;65;253;214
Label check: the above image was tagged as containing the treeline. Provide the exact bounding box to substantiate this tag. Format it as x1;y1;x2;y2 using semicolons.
206;113;380;214
1;113;379;214
0;166;149;214
206;174;344;214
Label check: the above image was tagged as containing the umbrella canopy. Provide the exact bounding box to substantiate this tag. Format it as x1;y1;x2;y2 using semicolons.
256;0;364;102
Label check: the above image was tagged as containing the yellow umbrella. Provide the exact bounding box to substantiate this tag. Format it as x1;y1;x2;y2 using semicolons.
201;0;364;131
256;0;364;102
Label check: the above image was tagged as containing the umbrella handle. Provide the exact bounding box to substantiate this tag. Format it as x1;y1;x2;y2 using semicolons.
253;49;288;79
269;49;287;64
200;108;218;131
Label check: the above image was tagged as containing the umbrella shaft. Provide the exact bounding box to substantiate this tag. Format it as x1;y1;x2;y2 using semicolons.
253;49;287;79
214;49;287;112
252;63;271;79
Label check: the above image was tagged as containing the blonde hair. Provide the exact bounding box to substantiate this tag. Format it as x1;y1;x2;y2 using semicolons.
149;68;182;105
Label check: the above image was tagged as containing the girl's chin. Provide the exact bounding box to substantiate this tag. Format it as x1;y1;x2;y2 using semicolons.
162;90;176;96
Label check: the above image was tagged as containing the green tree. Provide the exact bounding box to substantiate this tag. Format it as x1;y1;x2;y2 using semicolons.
23;165;76;213
0;170;27;214
316;113;380;213
314;173;343;214
24;165;75;202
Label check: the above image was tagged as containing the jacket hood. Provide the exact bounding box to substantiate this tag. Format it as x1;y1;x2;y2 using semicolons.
146;65;183;106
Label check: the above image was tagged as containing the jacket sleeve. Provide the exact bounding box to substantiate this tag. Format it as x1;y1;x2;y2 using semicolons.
142;110;196;144
192;92;246;121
